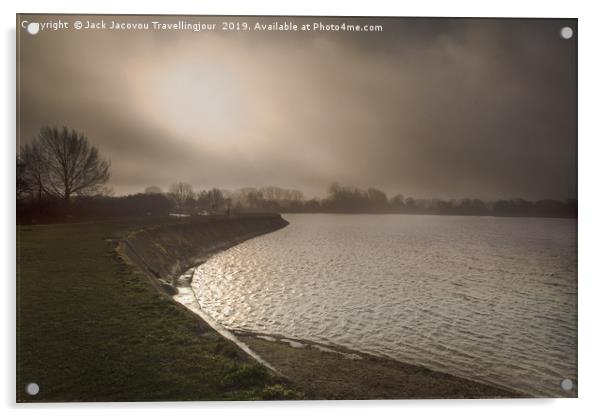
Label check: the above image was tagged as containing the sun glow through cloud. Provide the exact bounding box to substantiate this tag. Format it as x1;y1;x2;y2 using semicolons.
19;17;576;199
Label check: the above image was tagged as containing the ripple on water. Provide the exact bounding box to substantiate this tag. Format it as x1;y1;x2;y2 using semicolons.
190;214;577;397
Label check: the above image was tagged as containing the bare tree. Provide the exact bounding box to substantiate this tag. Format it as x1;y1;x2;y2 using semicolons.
207;188;225;211
25;126;110;205
19;141;48;202
169;182;194;213
16;156;31;201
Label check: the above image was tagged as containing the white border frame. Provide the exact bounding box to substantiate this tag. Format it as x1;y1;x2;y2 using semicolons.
3;1;601;417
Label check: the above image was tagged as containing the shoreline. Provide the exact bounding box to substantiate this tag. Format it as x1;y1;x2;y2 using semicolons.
236;330;522;399
116;214;292;373
176;260;523;400
17;216;302;401
173;267;282;376
117;214;290;294
119;214;523;399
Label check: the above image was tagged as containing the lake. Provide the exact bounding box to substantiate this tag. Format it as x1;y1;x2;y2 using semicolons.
189;214;577;397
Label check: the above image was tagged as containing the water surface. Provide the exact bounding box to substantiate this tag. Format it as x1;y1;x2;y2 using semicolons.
190;214;577;397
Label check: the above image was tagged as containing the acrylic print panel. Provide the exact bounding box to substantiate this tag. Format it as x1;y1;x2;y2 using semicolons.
16;14;577;402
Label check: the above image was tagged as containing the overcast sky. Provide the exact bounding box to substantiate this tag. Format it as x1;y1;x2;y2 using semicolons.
18;16;577;200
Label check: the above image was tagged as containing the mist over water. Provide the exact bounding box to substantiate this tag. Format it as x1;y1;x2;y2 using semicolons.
190;214;577;397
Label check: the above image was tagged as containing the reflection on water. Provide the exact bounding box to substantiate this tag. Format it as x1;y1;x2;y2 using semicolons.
190;214;577;397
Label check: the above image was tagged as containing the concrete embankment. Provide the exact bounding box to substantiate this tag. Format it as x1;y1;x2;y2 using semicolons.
117;214;289;295
115;213;521;399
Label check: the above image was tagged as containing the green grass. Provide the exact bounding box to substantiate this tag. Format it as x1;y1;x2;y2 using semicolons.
16;217;302;402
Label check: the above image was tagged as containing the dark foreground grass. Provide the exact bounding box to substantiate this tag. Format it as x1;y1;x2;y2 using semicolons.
16;217;302;402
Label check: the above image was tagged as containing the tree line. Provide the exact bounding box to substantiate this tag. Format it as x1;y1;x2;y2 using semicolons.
17;126;576;224
147;182;576;218
226;182;576;218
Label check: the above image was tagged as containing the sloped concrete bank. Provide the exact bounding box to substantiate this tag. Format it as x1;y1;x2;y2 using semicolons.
115;213;521;398
117;214;289;295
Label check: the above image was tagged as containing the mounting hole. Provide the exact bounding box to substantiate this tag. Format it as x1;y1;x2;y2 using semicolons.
25;382;39;396
27;22;40;35
560;378;573;391
560;26;574;40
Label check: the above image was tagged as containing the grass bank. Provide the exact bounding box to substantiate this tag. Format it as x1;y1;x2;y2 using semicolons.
16;215;301;402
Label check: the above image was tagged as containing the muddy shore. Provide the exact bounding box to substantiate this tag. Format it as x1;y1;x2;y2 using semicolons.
237;332;520;399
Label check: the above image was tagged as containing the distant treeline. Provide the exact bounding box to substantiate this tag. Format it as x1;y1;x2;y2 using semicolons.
17;126;576;224
232;183;577;218
17;181;576;224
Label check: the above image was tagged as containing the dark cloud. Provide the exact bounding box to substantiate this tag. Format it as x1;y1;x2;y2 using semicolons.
18;15;576;199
